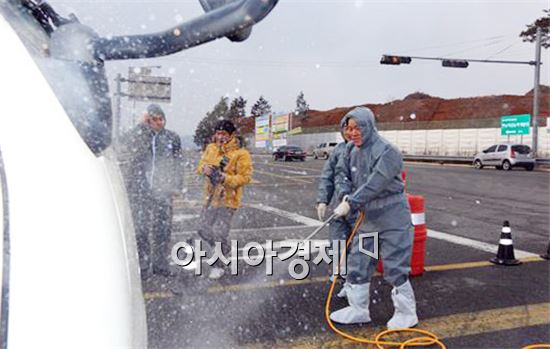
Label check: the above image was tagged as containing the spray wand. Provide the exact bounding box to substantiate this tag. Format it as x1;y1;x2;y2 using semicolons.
301;213;337;244
300;195;351;245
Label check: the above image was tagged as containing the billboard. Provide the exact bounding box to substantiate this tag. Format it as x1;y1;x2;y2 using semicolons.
288;127;303;135
272;132;287;148
272;113;289;147
255;114;271;148
127;67;171;102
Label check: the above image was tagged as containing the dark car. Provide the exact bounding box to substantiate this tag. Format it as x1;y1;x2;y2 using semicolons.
273;145;306;161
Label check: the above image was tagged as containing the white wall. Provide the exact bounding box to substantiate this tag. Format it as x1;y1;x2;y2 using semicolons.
250;131;344;153
378;127;550;157
259;127;550;158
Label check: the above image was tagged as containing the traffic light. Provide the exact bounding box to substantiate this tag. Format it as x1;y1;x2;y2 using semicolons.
380;55;412;65
442;59;469;68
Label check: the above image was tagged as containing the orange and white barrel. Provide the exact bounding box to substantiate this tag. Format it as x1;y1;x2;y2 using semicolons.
376;193;427;277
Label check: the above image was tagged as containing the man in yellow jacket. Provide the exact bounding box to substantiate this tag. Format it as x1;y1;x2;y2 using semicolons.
197;120;253;279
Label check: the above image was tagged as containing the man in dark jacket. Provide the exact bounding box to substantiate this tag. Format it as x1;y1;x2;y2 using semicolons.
119;104;183;278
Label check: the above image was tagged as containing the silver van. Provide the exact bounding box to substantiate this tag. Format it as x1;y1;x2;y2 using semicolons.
313;142;338;159
473;143;535;171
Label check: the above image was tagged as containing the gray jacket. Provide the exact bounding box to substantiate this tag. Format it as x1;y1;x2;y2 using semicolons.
336;107;406;212
149;128;184;198
119;124;184;200
317;142;348;204
317;118;349;204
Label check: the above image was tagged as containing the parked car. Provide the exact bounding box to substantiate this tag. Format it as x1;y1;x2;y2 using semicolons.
473;143;535;171
273;145;306;161
313;142;338;159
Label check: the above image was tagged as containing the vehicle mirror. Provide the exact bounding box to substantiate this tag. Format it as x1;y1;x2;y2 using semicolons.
3;0;278;154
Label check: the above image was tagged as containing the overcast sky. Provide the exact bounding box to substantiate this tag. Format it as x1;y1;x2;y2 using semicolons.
49;0;549;136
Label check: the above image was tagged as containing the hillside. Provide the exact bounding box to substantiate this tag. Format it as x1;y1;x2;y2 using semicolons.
238;86;550;134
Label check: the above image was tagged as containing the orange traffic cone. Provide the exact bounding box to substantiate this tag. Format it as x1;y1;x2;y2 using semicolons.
490;221;521;266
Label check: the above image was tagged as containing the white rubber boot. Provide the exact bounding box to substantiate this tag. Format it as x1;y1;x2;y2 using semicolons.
337;282;349;298
387;280;418;329
330;283;371;324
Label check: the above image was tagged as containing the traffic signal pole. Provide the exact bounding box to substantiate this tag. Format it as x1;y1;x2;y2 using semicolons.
382;37;543;157
532;27;542;158
382;55;536;66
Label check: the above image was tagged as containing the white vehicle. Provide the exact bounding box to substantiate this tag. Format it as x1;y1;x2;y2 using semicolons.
0;0;277;347
313;142;338;159
473;143;535;171
0;17;147;348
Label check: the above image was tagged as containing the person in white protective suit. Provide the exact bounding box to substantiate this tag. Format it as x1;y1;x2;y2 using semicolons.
330;107;418;330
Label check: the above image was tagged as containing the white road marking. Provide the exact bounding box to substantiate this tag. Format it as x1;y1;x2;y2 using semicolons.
279;169;308;175
247;203;322;226
174;199;538;260
246;204;538;258
173;214;200;222
427;229;537;258
173;224;321;236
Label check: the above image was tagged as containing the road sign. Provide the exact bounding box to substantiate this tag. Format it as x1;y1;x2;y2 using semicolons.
501;114;531;136
127;67;171;102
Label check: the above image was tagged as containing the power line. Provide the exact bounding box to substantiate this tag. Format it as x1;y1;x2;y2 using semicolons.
485;42;518;60
394;35;512;55
178;57;380;69
442;38;509;58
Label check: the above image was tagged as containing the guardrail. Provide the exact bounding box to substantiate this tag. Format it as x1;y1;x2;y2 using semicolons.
251;150;550;167
402;155;550;167
403;155;473;164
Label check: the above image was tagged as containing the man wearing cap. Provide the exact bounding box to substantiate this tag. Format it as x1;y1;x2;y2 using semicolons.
119;104;184;279
197;119;253;279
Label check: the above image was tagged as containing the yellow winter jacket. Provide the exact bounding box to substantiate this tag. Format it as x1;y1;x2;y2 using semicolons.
197;137;253;209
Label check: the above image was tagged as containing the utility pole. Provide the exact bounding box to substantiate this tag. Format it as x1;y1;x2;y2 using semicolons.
114;74;122;144
532;27;542;158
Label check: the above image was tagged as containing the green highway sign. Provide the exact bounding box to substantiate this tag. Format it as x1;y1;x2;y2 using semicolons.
501;114;531;136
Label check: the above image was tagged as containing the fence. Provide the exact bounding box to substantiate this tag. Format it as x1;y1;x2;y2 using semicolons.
266;127;550;158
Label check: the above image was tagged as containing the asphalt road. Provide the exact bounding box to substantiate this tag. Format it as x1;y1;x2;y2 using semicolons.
143;153;550;349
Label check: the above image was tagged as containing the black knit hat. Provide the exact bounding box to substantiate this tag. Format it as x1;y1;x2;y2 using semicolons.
215;119;236;134
146;104;165;119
